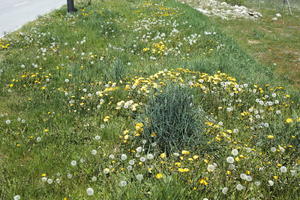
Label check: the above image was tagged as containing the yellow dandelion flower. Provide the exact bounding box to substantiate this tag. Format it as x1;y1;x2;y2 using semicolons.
160;153;166;159
178;168;190;173
267;135;274;139
181;150;190;155
155;173;163;179
103;116;110;122
286;118;293;123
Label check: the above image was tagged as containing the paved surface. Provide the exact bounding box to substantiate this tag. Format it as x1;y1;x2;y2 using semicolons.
0;0;65;37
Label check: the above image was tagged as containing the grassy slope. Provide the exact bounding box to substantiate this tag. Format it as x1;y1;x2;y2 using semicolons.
0;0;299;199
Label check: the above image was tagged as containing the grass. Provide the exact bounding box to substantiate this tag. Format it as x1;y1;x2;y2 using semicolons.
0;0;299;199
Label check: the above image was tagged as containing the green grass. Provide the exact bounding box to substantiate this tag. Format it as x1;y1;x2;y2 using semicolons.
0;0;299;199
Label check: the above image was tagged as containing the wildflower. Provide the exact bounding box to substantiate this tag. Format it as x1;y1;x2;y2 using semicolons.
231;149;239;156
155;173;163;179
103;168;110;174
267;135;274;139
226;156;234;164
146;154;154;160
160;153;166;159
136;174;143;181
70;160;77;167
5;120;11;125
136;146;143;153
129;160;135;165
94;135;101;140
47;179;53;184
271;147;276;152
119;181;127;187
178;168;190;172
86;187;94;196
286;118;293;123
222;187;228;194
268;180;274;186
41;177;47;182
91;149;97;155
199;178;208;185
103;116;110;122
280;166;287;173
255;181;261;186
121;154;128;160
181;150;190;155
36;137;41;142
67;173;73;179
236;184;244;191
207;164;216;172
14;195;21;200
91;176;97;182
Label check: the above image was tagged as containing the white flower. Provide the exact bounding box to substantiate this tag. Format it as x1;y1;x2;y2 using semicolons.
67;173;73;179
290;170;297;176
129;160;135;165
246;175;253;182
91;150;97;155
103;168;110;174
222;187;228;194
127;166;133;171
14;195;21;200
41;177;47;182
268;180;274;186
254;181;261;186
36;137;42;142
226;156;234;164
207;164;216;172
136;146;143;153
94;135;101;140
140;157;146;162
121;154;127;160
280;166;287;173
5;120;11;125
231;149;238;156
86;187;94;196
146;154;154;160
64;79;70;83
136;174;143;181
271;147;276;152
91;176;97;182
240;173;247;180
109;154;115;159
203;198;209;200
236;184;244;191
47;179;53;184
119;180;127;187
70;160;77;167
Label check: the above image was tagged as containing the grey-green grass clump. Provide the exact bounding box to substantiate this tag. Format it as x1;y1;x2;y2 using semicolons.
142;85;206;153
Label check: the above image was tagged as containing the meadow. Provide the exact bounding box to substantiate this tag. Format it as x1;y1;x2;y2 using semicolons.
0;0;299;199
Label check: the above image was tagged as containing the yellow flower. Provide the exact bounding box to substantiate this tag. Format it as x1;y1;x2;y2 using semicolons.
273;176;279;180
135;123;144;130
160;153;166;159
193;155;199;160
178;168;190;173
103;116;110;122
199;178;208;185
175;162;181;167
286;118;293;123
267;135;274;139
155;173;163;179
181;150;190;155
41;173;47;177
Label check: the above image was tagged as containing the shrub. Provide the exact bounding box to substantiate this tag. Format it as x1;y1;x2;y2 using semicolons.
142;85;206;153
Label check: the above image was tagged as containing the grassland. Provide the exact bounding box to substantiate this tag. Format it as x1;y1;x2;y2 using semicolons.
0;0;299;199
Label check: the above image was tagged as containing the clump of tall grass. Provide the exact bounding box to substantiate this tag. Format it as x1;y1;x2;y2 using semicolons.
142;85;206;153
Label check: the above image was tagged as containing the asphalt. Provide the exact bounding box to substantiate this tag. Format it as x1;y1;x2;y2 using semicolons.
0;0;65;37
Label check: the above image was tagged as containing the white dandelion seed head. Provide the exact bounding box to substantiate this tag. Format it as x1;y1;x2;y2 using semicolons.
207;164;216;172
268;180;274;186
129;160;135;165
67;173;73;179
146;154;154;160
121;154;128;160
41;177;47;182
280;166;287;173
103;168;110;174
91;149;97;155
140;157;146;162
119;180;127;187
47;179;53;184
36;137;42;142
70;160;77;167
94;135;101;140
109;154;115;159
91;176;97;182
136;146;143;153
246;175;253;182
222;187;228;194
255;181;261;186
136;174;143;181
231;149;239;156
5;120;11;125
271;147;276;152
236;184;244;191
240;173;247;180
86;187;94;196
14;195;21;200
226;156;234;164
